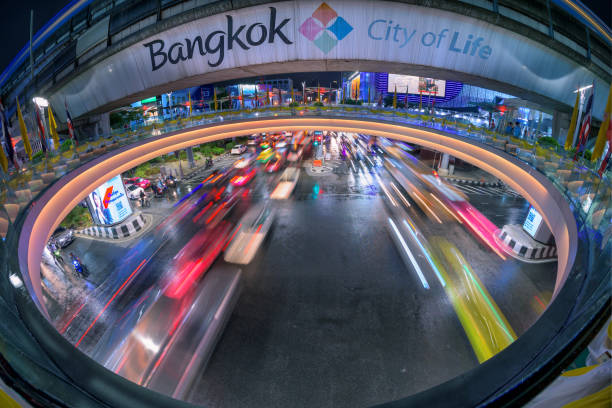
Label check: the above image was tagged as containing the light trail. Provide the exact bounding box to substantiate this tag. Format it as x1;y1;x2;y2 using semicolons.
76;259;147;347
402;219;446;287
388;218;429;289
390;182;411;207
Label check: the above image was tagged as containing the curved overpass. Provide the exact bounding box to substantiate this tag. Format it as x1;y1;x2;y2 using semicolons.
20;115;577;315
35;0;610;121
2;110;608;407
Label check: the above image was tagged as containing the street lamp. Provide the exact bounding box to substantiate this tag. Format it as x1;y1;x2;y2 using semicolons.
32;96;49;107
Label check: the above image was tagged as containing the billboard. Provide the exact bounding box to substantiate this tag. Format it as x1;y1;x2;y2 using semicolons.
350;75;360;99
86;175;132;225
387;74;446;98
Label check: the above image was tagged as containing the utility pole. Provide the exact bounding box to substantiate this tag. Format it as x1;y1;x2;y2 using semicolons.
29;10;34;82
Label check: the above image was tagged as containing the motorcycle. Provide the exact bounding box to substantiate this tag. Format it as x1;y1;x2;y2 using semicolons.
153;182;167;197
164;175;176;188
70;253;88;277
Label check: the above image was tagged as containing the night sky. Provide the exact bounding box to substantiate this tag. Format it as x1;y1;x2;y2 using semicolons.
0;1;609;77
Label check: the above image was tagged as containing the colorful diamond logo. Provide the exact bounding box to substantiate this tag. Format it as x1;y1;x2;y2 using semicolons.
299;17;324;41
300;3;353;54
327;16;352;41
313;31;338;54
312;2;338;26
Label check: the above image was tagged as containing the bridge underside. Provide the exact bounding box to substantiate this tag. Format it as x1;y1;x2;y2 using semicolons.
82;60;575;117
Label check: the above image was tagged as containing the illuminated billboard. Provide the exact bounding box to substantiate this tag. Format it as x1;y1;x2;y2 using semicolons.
350;76;360;99
387;74;446;98
86;175;132;225
523;206;543;239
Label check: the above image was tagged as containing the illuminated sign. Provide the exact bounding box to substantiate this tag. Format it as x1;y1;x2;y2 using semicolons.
387;74;446;98
86;175;132;225
523;206;543;239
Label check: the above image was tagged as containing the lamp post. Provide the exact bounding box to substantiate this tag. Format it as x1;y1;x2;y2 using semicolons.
302;81;306;105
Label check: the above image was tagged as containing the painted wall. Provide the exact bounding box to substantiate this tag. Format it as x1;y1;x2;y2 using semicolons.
49;0;609;120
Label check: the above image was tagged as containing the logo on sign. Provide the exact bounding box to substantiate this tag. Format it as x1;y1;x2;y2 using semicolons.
299;3;353;54
103;186;114;209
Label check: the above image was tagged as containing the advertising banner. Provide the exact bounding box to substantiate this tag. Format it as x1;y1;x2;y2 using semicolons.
86;175;132;225
49;0;608;121
387;74;446;97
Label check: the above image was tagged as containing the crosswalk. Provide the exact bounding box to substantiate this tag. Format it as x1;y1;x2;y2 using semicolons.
449;183;523;198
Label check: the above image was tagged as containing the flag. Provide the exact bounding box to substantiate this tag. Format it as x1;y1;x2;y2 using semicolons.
565;92;580;150
65;101;78;147
291;88;294;104
16;97;32;160
48;105;59;150
592;84;612;162
213;88;218;111
0;137;7;172
393;85;397;109
575;86;593;160
0;99;19;169
317;83;320;102
597;126;611;176
34;107;47;153
240;88;245;109
188;92;192;117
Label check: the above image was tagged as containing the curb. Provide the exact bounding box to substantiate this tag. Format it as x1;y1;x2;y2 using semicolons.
77;213;147;239
498;227;557;260
443;176;502;187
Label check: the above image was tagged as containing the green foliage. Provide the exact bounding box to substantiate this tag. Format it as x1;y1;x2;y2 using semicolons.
60;205;92;229
60;139;72;152
133;162;159;178
199;145;212;157
344;98;362;105
537;136;559;149
225;142;235;150
313;101;324;107
289;101;299;107
211;147;225;155
133;163;150;178
32;151;44;162
110;109;142;130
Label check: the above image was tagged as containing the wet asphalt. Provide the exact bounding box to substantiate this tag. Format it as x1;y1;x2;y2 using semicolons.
45;142;556;407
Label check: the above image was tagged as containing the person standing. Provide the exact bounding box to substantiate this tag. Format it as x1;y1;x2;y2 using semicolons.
513;121;522;138
139;188;146;207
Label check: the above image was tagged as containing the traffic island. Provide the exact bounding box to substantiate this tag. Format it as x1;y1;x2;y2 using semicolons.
497;224;557;261
77;212;148;240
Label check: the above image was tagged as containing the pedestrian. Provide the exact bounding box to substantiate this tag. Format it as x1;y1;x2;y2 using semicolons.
505;122;513;135
139;188;146;207
513;121;521;138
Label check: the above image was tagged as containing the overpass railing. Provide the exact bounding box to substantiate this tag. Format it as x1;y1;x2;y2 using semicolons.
0;105;609;407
